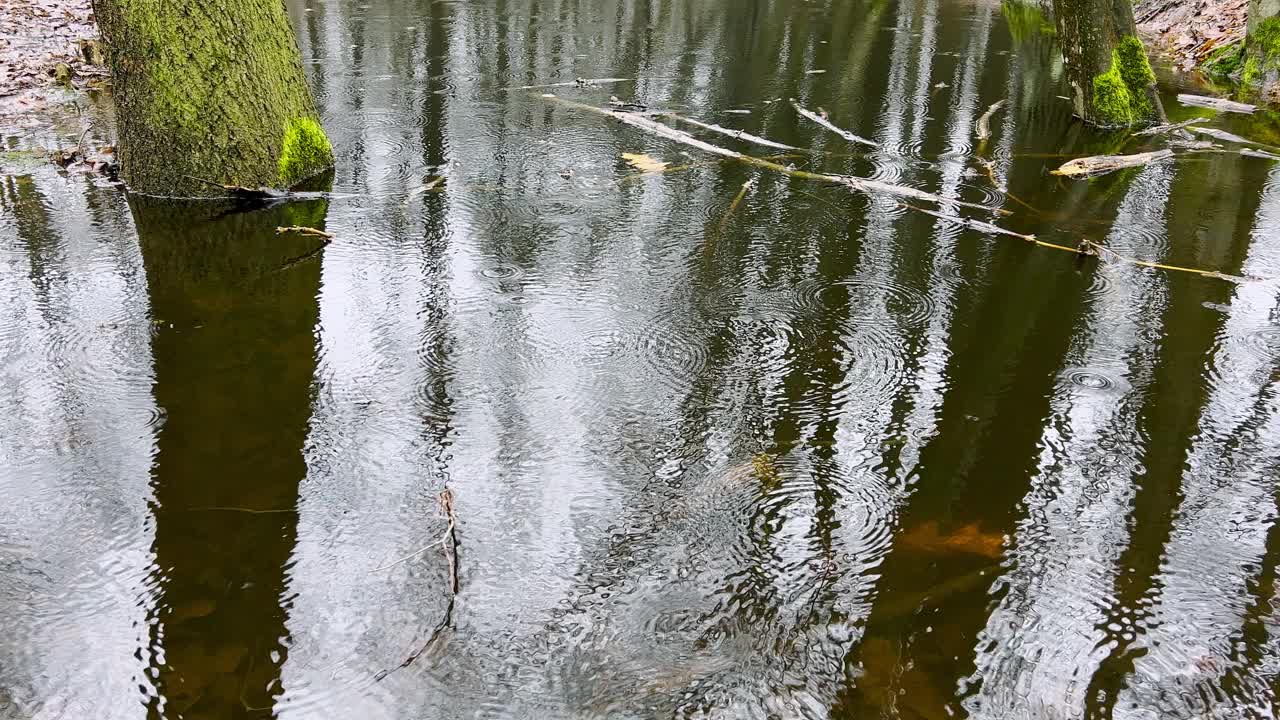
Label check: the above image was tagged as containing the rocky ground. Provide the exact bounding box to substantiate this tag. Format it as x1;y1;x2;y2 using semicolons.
0;0;105;128
1135;0;1250;73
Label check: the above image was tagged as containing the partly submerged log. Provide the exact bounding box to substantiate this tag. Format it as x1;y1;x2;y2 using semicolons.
1242;147;1280;160
1176;93;1257;114
1188;126;1262;145
624;112;999;211
1052;149;1173;177
790;100;879;148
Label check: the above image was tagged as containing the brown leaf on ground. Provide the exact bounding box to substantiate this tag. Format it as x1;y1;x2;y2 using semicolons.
1136;0;1248;71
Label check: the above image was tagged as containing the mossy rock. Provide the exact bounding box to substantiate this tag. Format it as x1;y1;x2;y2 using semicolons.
1244;17;1280;94
1203;42;1245;79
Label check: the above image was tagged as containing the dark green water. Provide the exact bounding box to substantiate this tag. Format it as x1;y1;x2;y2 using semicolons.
4;0;1280;717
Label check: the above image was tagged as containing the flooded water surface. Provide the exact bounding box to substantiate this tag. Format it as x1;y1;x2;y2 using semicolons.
5;0;1280;717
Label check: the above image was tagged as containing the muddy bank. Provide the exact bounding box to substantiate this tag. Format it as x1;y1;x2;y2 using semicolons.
1135;0;1249;73
0;0;104;129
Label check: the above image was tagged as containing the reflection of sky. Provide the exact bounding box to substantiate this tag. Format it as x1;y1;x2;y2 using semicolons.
1115;164;1280;720
0;179;156;720
6;0;1280;718
966;161;1174;719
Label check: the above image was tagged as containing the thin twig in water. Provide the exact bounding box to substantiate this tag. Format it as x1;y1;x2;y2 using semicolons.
719;177;757;229
660;113;803;151
1132;118;1199;137
974;157;1046;216
375;487;459;681
898;202;1037;241
542;96;1004;213
75;126;92;159
1080;240;1254;281
368;491;456;572
790;99;879;148
899;203;1257;282
368;538;447;572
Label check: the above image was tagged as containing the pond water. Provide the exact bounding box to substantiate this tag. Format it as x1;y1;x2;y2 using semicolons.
4;0;1280;717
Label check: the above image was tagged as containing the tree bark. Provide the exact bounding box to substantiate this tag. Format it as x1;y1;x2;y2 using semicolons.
1052;0;1165;126
1245;0;1280;98
92;0;334;196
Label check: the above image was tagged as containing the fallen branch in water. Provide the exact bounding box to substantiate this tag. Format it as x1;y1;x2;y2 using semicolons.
534;94;1258;283
276;225;334;240
660;113;803;151
271;227;334;273
183;175;289;200
790;99;879;148
975;100;1006;142
1080;240;1254;281
1188;126;1259;146
899;202;1037;241
375;487;459;681
540;96;1005;213
1133;118;1199;137
974;157;1048;216
906;207;1257;283
1052;150;1173;178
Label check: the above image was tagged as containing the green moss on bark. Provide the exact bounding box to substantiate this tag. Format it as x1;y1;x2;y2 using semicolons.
1244;17;1280;90
1089;36;1158;126
278;118;333;187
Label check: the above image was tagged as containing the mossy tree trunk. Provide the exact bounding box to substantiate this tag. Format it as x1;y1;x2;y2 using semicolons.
1245;0;1280;98
1051;0;1165;126
92;0;334;196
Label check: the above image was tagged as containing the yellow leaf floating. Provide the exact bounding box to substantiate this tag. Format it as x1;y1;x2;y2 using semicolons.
621;152;669;173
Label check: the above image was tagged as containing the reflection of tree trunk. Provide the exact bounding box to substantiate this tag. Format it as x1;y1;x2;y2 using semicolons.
92;0;333;196
136;199;326;719
1051;0;1164;126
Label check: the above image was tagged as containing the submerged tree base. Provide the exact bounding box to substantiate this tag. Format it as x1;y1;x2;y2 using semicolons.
1053;0;1164;126
94;0;335;196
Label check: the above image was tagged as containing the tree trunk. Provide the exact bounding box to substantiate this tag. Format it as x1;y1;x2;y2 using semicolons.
1245;0;1280;98
1052;0;1165;126
92;0;333;196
